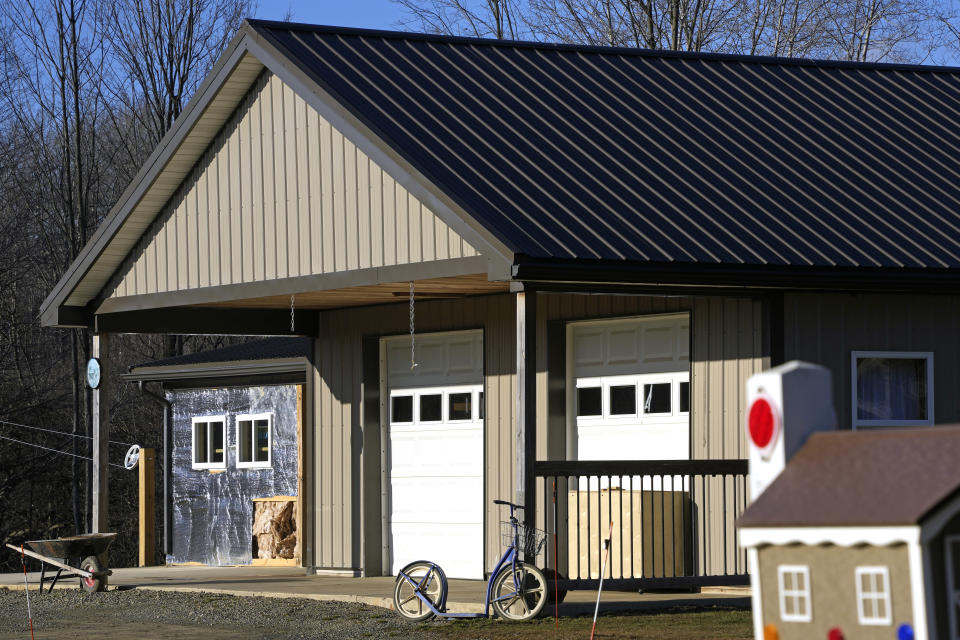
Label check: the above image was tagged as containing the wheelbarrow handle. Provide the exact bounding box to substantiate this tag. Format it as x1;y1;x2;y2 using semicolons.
4;543;99;579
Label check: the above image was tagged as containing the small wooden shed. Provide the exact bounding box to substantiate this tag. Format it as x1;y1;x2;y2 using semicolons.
739;426;960;640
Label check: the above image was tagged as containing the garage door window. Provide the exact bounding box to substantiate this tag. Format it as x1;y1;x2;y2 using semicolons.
419;394;443;422
392;395;414;423
609;385;637;416
643;382;672;415
448;392;473;421
577;387;602;417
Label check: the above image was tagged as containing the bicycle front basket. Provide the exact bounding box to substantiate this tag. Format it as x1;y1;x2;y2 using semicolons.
501;520;547;558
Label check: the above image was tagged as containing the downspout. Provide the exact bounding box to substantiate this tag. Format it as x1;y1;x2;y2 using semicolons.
137;380;172;562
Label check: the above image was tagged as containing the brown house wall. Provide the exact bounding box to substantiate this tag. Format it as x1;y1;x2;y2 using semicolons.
757;544;913;640
783;293;960;429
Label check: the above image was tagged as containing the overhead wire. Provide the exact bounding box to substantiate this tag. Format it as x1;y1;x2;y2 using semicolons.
0;433;128;469
0;419;137;447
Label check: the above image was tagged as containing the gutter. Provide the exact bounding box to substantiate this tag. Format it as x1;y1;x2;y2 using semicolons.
512;258;960;294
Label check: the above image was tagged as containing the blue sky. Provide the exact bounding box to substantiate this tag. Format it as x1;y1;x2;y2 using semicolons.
255;0;407;31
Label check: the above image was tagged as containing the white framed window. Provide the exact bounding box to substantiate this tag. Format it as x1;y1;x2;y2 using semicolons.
778;565;812;622
236;413;272;469
575;371;690;422
192;415;226;470
855;566;892;626
852;351;934;429
389;386;483;428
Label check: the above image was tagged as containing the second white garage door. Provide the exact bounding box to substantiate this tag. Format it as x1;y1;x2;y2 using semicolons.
385;330;484;579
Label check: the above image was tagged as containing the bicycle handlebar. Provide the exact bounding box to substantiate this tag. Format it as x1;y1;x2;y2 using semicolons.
493;499;524;510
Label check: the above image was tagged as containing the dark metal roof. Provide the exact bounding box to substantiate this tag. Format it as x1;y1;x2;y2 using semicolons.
738;427;960;528
250;20;960;270
130;337;311;371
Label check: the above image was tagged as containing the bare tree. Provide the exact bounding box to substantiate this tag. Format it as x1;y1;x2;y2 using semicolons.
100;0;254;177
396;0;529;39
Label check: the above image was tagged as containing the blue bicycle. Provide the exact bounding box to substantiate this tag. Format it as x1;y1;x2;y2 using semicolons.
392;499;548;621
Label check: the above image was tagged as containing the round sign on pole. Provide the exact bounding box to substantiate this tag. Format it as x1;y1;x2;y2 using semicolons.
86;358;102;390
747;392;780;460
124;445;141;470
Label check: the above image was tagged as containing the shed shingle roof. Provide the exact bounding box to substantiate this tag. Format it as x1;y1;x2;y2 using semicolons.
250;20;960;270
737;427;960;528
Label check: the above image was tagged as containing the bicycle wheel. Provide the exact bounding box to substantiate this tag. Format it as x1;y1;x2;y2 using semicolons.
393;561;447;621
490;562;548;621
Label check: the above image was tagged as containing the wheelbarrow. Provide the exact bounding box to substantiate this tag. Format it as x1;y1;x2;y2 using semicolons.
5;533;116;593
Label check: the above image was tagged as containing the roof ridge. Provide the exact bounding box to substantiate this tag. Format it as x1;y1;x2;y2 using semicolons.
245;18;960;75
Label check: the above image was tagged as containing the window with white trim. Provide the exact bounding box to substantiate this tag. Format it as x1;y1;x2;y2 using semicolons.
192;416;226;470
852;351;934;429
236;413;272;469
778;565;812;622
855;566;892;625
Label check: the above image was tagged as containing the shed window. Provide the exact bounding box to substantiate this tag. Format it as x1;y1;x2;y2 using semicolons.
855;566;891;626
643;383;672;415
237;413;272;469
778;565;811;623
852;351;933;428
192;416;226;470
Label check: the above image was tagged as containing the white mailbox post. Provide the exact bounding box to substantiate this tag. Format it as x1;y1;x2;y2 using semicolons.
745;361;836;502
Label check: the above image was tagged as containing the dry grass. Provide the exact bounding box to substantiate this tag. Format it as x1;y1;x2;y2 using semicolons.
422;607;753;639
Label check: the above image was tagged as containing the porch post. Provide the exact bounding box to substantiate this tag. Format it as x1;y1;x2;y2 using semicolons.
515;288;537;531
91;333;110;533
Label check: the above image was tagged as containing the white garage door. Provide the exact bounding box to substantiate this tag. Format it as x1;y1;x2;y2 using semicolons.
571;314;690;462
385;330;484;579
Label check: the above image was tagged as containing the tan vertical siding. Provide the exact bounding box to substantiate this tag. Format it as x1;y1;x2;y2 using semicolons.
313;294;516;571
784;293;960;429
109;71;478;299
312;292;763;574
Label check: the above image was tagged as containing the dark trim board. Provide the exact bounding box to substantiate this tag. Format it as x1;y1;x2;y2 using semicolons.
121;358;310;385
513;260;960;293
96;307;319;336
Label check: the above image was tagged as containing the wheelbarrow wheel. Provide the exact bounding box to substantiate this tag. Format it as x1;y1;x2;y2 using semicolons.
79;556;106;593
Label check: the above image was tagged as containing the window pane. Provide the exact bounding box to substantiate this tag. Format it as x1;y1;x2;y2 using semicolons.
255;419;270;462
679;381;690;413
195;422;208;464
392;396;413;423
609;385;636;415
210;422;224;463
420;394;442;422
239;420;252;463
857;357;927;421
577;387;602;417
449;392;472;420
643;383;672;414
478;392;484;420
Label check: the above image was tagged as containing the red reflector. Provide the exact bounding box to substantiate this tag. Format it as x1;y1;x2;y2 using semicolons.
748;397;776;450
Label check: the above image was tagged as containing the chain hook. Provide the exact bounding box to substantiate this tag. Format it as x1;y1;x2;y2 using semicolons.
409;281;418;370
290;294;296;333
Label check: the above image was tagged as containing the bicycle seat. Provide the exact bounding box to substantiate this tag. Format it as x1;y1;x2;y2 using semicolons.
493;499;524;510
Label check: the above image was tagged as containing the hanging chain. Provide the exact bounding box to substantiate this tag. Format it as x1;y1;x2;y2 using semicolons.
290;294;296;333
409;281;418;369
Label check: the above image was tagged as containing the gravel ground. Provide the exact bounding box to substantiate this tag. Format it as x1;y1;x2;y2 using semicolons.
0;588;427;639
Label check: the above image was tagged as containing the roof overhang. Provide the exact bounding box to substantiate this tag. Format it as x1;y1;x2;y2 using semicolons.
738;525;920;548
40;22;514;330
123;356;309;385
